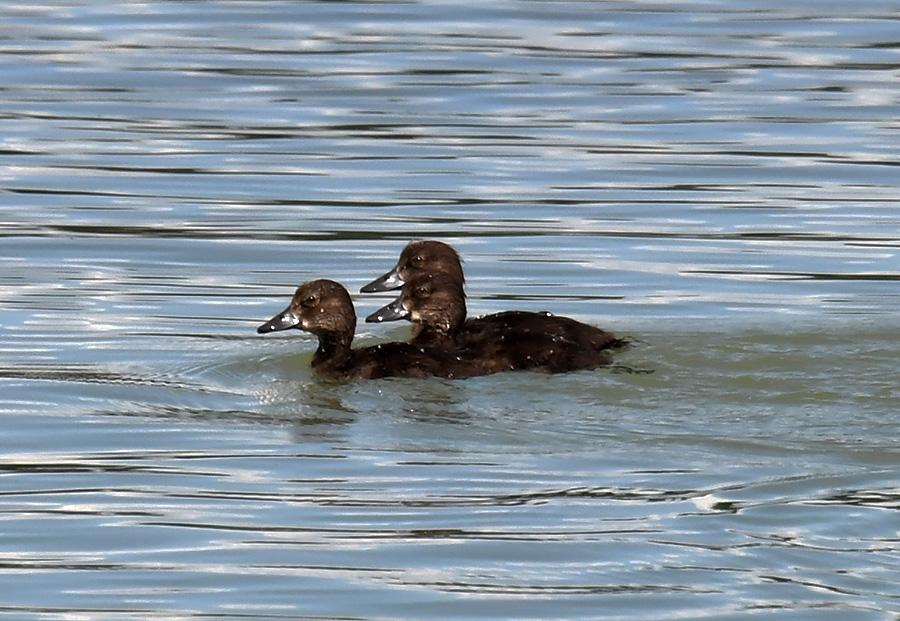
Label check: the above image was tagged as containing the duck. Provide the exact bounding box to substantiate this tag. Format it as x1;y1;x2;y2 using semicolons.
365;270;627;374
361;240;631;373
257;279;482;380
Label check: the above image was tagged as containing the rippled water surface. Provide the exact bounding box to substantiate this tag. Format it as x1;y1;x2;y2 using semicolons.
2;1;899;619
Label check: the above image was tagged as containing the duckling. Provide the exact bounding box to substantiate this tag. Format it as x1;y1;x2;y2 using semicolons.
258;279;481;380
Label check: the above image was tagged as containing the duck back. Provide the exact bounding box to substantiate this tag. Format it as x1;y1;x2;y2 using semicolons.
449;313;620;374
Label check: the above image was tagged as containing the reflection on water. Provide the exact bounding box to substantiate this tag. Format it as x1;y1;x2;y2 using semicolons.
1;0;899;619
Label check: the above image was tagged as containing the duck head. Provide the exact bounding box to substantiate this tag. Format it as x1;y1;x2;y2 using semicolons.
360;240;464;293
366;272;466;339
258;279;356;341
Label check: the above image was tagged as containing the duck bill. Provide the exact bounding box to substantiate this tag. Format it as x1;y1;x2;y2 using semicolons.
360;266;404;293
365;295;409;323
257;305;300;334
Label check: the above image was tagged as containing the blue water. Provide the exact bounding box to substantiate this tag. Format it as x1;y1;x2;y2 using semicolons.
1;1;899;619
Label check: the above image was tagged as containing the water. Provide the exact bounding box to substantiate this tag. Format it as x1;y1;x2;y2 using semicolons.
2;1;899;619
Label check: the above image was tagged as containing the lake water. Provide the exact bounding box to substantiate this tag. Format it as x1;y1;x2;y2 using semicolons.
2;1;899;619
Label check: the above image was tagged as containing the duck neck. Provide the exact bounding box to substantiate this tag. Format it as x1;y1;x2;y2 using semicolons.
312;331;353;369
412;320;456;349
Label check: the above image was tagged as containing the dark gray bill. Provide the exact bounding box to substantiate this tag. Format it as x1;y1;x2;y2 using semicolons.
365;295;409;323
360;267;404;293
257;305;300;334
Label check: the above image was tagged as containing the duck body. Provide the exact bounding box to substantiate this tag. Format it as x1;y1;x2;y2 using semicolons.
366;269;626;375
456;311;625;374
258;279;480;380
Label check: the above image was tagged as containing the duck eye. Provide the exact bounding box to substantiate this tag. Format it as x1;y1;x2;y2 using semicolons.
411;254;424;267
414;285;429;298
301;295;317;308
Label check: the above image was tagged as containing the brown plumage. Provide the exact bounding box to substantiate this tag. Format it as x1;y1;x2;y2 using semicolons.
366;270;628;375
361;240;464;293
257;279;482;380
